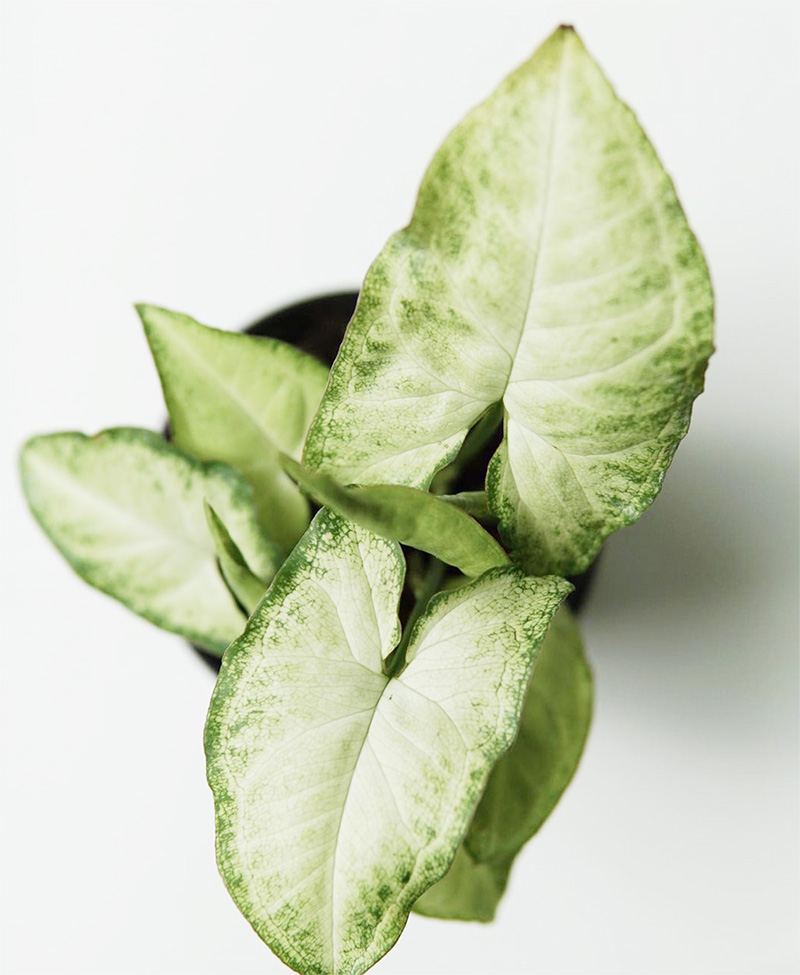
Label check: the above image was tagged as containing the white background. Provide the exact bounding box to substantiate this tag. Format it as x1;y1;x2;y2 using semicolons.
1;2;798;973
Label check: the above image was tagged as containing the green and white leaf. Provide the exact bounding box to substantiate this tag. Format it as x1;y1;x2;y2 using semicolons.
282;455;507;577
414;604;592;921
204;502;271;616
20;428;280;653
138;304;329;553
304;26;713;576
205;508;569;975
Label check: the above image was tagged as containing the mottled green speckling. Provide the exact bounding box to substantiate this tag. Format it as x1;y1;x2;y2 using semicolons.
205;508;570;974
303;26;713;576
20;427;280;653
138;304;329;553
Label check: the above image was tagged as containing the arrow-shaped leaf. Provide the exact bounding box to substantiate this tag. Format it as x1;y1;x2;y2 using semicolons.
20;428;280;653
138;304;329;553
205;508;569;975
304;26;713;576
204;502;270;616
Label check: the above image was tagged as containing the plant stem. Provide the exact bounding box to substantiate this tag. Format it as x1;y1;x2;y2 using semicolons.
430;401;504;495
384;557;447;678
438;490;498;527
456;401;504;469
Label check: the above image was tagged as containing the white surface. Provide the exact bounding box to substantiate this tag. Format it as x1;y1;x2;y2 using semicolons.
1;2;798;974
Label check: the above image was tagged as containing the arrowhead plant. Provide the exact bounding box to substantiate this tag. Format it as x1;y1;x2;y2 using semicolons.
20;24;712;975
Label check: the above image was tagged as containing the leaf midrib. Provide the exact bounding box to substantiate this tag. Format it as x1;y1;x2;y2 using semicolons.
503;26;569;383
329;680;387;973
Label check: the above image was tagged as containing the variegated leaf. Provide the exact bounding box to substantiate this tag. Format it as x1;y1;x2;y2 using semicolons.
20;428;279;653
304;26;713;575
205;508;569;974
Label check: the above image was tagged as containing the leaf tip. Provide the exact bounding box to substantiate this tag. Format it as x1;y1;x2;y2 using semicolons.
134;302;178;337
547;23;585;52
202;497;220;530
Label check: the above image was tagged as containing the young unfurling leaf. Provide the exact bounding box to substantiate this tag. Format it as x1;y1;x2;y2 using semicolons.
281;455;507;577
204;502;271;616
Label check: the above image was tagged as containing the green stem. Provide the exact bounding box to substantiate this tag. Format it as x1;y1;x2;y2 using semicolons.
384;558;447;678
438;490;498;527
456;402;504;469
430;402;504;495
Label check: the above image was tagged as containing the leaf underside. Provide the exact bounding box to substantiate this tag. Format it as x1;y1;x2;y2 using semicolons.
304;25;713;576
411;846;513;923
21;428;279;653
413;604;592;920
205;508;569;975
138;304;329;553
